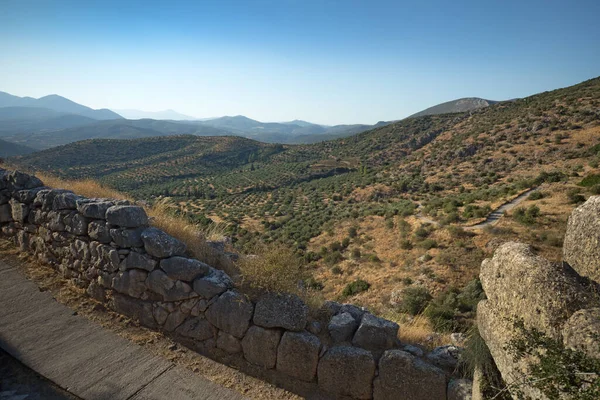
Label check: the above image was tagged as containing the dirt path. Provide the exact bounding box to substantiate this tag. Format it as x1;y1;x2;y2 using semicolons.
466;188;537;230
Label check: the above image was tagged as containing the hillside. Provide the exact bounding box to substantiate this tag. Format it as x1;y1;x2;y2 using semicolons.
0;91;122;120
409;97;497;118
0;138;36;157
13;76;600;321
113;109;198;120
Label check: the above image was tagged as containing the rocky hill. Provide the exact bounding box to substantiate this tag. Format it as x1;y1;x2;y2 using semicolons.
409;97;497;118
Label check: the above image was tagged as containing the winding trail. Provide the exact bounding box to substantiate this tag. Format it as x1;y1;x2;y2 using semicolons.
465;188;537;230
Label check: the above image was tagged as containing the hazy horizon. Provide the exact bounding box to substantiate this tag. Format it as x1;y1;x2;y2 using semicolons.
1;0;599;125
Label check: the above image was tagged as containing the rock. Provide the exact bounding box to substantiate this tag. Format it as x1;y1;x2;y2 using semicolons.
141;227;186;258
317;346;375;399
563;196;600;283
14;187;46;204
106;205;148;228
403;344;424;357
47;211;65;231
322;300;342;318
146;270;195;301
448;379;473;400
480;242;594;339
110;227;145;248
426;345;461;373
340;303;366;320
328;312;358;343
111;293;156;328
9;199;28;223
471;366;484;400
307;320;322;335
0;204;13;223
111;269;148;299
352;313;399;351
217;331;242;354
451;332;467;346
86;280;106;302
88;220;111;243
373;350;446;400
163;309;188;332
192;268;233;298
562;308;600;359
241;326;281;369
205;291;254;338
277;331;320;382
65;213;88;236
77;200;114;219
254;293;308;331
174;317;215;341
161;256;210;281
7;171;44;190
120;251;157;272
153;305;169;326
53;192;81;210
39;189;73;211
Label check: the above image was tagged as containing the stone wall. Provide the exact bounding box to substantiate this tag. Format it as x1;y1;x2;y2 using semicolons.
477;197;600;399
0;169;466;400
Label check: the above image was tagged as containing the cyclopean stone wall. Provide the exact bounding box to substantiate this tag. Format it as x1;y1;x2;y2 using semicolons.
477;196;600;399
0;169;468;400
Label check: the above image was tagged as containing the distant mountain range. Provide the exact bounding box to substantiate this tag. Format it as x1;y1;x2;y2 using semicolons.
409;97;497;118
0;89;501;151
114;109;198;120
0;91;122;120
0;138;36;157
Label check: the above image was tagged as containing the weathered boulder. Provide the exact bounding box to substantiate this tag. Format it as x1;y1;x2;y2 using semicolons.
352;313;399;352
176;317;215;340
64;213;88;236
77;200;114;219
145;270;195;301
106;205;148;228
120;251;157;272
217;331;242;354
192;268;233;298
53;192;81;210
448;379;473;400
110;227;145;248
426;345;461;373
163;309;188;332
38;189;73;211
112;269;148;298
14;187;46;204
141;227;186;258
86;280;106;302
9;199;28;223
88;220;111;243
254;293;308;331
205;291;254;338
562;308;600;359
318;346;376;399
328;312;357;343
7;171;43;190
563;196;600;283
111;293;156;328
0;204;13;223
340;303;366;320
480;242;594;339
373;350;446;400
276;331;320;382
241;326;281;369
161;256;210;282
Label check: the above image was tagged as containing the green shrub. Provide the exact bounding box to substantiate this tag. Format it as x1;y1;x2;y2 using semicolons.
579;174;600;187
399;286;432;315
567;189;586;204
419;239;438;250
399;239;413;250
528;191;544;200
513;205;540;225
342;279;371;297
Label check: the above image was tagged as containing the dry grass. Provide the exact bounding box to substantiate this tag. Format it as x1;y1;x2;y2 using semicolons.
34;171;130;201
382;310;450;348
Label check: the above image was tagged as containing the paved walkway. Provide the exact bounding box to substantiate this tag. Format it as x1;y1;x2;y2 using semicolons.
0;260;246;400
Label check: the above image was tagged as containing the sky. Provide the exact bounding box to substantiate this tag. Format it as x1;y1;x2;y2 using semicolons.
1;0;599;125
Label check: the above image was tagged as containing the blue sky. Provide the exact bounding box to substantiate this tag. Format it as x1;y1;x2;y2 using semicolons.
1;0;599;125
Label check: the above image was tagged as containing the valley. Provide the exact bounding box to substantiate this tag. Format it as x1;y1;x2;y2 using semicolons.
8;76;600;339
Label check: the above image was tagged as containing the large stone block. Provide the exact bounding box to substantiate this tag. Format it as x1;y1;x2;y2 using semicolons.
146;269;195;301
110;227;145;248
373;350;446;400
276;331;320;382
14;187;46;204
205;291;254;338
7;171;44;190
352;313;399;352
111;293;156;328
176;317;215;340
562;308;600;359
317;346;375;399
192;268;233;298
112;269;148;299
563;196;600;283
254;293;308;331
0;204;13;223
141;227;186;258
241;326;281;369
77;200;114;219
65;213;89;236
88;220;111;243
106;205;148;228
328;312;358;343
120;251;157;272
161;256;210;281
9;199;28;223
217;331;242;354
53;192;81;210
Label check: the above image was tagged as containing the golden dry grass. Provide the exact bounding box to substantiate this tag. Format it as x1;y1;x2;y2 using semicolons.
34;171;130;201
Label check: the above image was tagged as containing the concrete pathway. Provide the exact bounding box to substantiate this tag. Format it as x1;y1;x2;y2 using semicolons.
0;260;246;400
465;188;538;230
